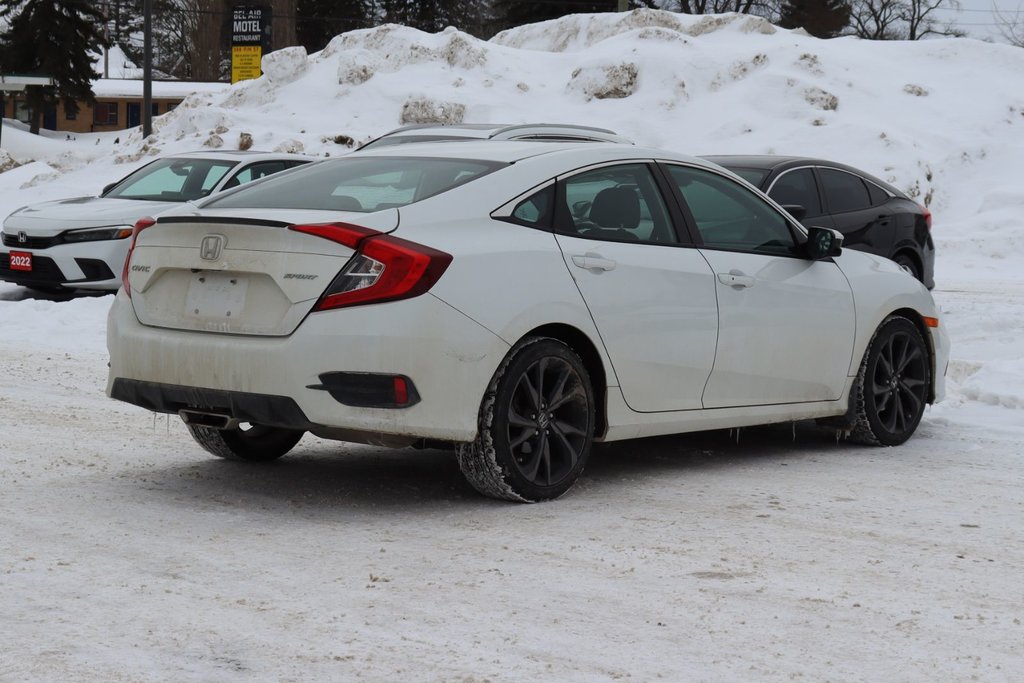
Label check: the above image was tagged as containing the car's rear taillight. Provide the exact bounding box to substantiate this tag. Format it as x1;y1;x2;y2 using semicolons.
289;222;380;248
289;222;452;311
920;204;932;230
121;216;156;297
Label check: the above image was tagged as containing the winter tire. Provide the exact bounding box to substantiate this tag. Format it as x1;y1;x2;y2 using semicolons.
849;316;931;446
457;337;595;502
186;422;304;462
893;253;921;283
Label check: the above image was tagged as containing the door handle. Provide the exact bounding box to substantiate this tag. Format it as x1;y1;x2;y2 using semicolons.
717;271;755;288
571;253;617;272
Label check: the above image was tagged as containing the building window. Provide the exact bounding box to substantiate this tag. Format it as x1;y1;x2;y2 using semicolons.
94;102;118;126
14;100;31;124
66;110;77;121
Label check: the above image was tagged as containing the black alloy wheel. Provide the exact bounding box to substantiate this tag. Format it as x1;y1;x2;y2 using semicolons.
506;356;590;488
850;316;931;446
457;337;595;502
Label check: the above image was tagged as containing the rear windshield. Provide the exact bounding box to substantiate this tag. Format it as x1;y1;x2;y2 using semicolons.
723;167;770;188
204;156;504;212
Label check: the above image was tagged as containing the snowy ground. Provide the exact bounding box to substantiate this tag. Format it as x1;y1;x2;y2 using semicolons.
1;10;1023;681
1;284;1021;681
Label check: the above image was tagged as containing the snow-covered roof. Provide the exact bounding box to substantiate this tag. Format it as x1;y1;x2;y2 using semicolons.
91;78;228;100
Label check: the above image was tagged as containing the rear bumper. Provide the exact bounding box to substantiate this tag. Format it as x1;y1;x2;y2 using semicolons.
106;290;509;442
109;379;313;429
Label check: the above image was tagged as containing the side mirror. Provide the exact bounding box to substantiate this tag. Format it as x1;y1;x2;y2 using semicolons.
781;204;807;221
102;183;116;196
803;226;843;260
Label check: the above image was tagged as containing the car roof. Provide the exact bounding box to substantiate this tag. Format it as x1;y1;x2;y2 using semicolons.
349;139;715;170
703;154;906;198
701;154;824;169
170;150;314;162
361;123;633;148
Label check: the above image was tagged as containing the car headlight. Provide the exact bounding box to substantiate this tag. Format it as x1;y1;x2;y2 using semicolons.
62;226;135;243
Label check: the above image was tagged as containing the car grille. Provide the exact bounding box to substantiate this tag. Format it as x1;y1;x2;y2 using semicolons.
2;232;61;249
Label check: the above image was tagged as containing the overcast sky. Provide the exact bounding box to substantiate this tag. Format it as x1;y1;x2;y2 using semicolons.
932;0;1023;42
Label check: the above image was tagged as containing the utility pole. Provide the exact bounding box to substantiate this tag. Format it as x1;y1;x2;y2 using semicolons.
102;1;110;79
143;0;152;137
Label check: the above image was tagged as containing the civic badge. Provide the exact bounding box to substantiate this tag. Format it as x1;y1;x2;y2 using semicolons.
199;234;226;261
17;231;27;243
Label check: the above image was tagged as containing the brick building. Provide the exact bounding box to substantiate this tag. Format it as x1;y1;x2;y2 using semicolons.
1;79;227;134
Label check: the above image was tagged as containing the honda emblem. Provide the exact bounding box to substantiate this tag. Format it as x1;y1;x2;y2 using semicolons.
199;234;226;261
17;231;27;243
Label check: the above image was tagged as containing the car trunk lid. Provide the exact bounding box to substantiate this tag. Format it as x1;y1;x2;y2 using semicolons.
126;208;398;336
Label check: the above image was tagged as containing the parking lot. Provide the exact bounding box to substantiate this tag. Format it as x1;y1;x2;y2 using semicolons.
2;284;1021;682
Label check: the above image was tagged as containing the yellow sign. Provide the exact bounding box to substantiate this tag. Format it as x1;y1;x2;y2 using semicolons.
231;46;263;84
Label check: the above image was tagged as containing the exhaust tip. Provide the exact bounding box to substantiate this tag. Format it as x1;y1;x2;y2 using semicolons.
178;409;238;430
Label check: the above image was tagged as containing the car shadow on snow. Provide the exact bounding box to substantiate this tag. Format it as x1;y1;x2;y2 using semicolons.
127;421;865;511
0;286;111;302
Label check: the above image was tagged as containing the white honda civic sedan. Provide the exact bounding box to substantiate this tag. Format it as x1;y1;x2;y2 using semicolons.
1;151;310;292
106;140;949;502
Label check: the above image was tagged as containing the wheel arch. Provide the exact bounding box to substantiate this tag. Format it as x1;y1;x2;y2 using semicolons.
888;307;938;403
892;248;923;279
523;323;609;438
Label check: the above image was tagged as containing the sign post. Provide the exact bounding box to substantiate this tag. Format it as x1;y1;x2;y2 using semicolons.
231;5;271;84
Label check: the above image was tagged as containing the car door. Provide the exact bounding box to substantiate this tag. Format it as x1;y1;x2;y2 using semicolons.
661;163;856;409
817;167;895;257
551;162;718;413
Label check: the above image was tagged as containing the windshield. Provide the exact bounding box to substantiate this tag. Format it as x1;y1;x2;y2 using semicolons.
104;158;238;202
204;157;505;213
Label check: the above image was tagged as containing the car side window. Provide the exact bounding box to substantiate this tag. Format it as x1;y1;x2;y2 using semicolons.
665;164;796;256
200;164;233;194
556;164;676;244
222;161;289;190
510;185;555;229
768;168;822;218
819;168;871;214
866;182;889;207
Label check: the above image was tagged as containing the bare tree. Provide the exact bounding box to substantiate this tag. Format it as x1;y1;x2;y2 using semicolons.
849;0;962;40
849;0;904;39
903;0;962;39
995;1;1024;47
664;0;781;18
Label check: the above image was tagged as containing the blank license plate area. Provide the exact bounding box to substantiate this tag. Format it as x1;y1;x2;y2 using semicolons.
185;272;248;318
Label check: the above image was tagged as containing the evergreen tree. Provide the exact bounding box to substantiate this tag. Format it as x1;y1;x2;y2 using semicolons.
493;1;652;33
100;0;145;59
778;0;850;38
298;0;372;52
0;0;109;134
380;0;490;35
